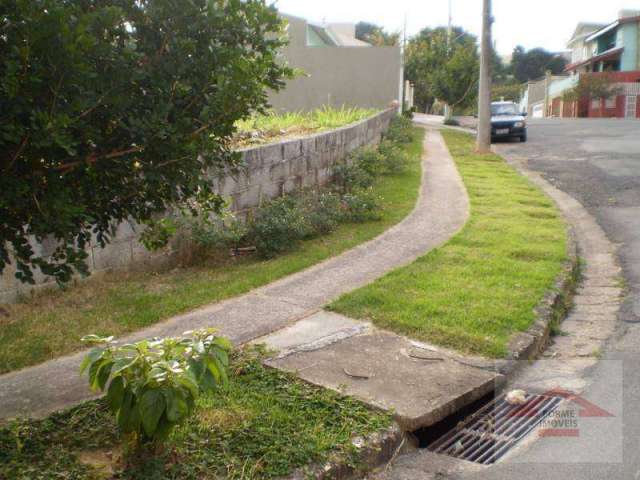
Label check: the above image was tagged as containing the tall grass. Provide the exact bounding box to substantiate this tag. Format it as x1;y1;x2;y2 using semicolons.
234;105;379;146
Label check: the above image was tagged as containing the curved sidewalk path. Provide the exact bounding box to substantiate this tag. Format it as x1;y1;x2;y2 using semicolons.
0;129;469;421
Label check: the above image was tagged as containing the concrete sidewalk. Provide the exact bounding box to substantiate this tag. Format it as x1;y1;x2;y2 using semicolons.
0;129;470;421
413;113;478;133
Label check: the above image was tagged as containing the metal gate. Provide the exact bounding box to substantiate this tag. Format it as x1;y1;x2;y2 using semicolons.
625;95;638;118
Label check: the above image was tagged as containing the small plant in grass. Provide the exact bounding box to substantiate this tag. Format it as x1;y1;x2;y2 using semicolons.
80;329;231;463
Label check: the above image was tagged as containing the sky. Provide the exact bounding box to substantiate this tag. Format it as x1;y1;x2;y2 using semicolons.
274;0;640;56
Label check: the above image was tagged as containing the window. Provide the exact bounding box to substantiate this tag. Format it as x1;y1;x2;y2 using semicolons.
591;98;601;110
605;97;617;109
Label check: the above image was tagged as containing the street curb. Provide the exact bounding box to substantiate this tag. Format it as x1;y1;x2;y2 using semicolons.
500;230;580;376
284;423;411;480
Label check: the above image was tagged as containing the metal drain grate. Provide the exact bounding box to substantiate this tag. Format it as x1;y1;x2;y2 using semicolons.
428;393;563;465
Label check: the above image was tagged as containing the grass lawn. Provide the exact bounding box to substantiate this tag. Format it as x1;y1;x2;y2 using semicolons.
329;130;568;358
0;127;424;374
0;350;392;479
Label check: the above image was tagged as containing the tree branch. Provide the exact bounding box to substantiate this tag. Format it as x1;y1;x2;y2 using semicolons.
8;134;29;169
54;146;144;173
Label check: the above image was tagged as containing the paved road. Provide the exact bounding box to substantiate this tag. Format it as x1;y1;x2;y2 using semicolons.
466;119;640;479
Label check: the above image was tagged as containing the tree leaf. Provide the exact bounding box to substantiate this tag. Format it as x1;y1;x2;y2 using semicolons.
106;376;125;413
139;389;166;438
212;337;232;351
117;390;134;432
80;347;104;375
96;361;114;391
112;356;138;375
164;389;188;423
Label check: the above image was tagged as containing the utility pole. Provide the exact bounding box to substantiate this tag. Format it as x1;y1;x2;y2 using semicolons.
444;0;453;120
476;0;493;153
401;13;407;112
447;0;452;49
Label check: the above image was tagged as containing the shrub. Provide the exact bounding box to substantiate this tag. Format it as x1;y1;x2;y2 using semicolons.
297;190;343;236
378;140;410;175
1;0;292;285
351;146;386;177
248;196;309;258
331;162;375;194
402;107;415;119
182;114;413;259
330;145;387;194
80;329;232;460
340;189;382;222
385;116;414;144
444;118;460;126
188;211;248;251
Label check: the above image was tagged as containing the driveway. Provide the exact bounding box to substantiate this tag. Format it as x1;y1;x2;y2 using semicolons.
468;119;640;479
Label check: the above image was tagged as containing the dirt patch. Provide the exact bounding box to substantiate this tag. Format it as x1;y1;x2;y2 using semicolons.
77;447;121;478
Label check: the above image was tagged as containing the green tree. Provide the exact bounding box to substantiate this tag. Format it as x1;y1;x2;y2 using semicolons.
355;21;399;46
511;46;567;82
492;51;512;84
492;83;524;102
562;73;622;103
1;0;293;285
405;27;478;114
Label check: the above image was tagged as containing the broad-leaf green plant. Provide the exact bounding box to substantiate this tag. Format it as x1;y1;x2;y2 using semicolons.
80;329;232;459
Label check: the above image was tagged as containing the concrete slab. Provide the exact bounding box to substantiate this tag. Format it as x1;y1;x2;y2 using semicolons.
267;330;501;431
255;311;370;357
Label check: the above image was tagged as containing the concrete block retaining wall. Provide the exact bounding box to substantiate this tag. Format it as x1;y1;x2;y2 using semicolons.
0;108;396;303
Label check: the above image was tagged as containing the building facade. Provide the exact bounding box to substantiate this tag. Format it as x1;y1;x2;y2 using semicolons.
268;14;403;112
565;11;640;74
522;11;640;119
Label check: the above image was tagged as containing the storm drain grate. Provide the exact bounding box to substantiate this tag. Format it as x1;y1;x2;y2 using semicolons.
427;393;563;465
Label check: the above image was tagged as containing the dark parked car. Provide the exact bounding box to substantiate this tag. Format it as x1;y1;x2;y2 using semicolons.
491;101;527;142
